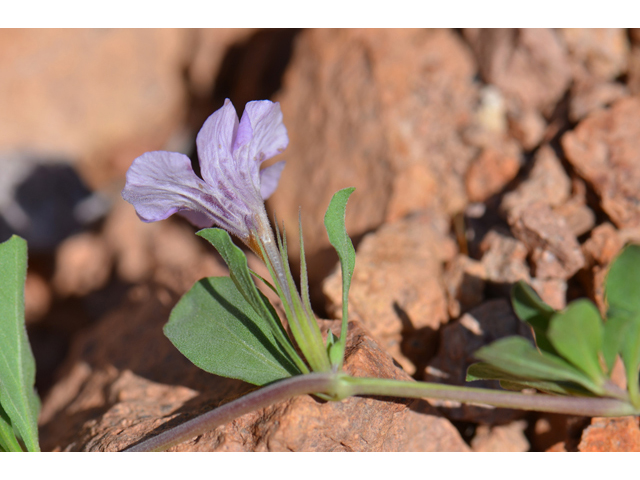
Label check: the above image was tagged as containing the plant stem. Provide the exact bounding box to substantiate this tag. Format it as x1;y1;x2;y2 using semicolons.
123;373;639;452
341;376;639;417
123;373;337;452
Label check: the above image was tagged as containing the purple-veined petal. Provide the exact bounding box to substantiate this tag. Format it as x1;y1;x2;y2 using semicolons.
196;99;239;187
234;100;289;189
121;151;252;240
259;161;286;200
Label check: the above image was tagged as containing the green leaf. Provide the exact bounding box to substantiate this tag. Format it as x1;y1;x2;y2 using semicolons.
605;244;640;319
323;188;356;369
616;317;640;407
474;336;604;395
547;300;605;385
164;276;302;386
0;235;40;452
604;244;640;407
467;362;592;396
602;315;629;373
511;281;557;354
197;228;307;374
0;404;22;452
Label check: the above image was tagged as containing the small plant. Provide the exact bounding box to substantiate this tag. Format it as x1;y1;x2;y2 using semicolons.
0;235;40;452
121;99;640;452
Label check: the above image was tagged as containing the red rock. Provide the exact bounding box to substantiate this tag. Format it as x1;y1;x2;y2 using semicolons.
24;271;52;324
464;29;571;114
528;278;567;311
52;232;112;297
628;46;640;95
578;417;640;452
323;211;456;375
552;179;595;237
465;140;521;202
562;97;640;229
443;254;486;319
560;29;630;81
569;80;629;122
582;222;623;269
471;420;529;452
271;29;478;289
501;145;571;219
0;29;254;188
507;107;547;151
479;229;530;285
509;202;585;280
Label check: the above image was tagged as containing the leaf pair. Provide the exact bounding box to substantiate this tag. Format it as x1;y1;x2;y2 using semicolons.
164;189;356;386
0;236;40;452
468;247;640;400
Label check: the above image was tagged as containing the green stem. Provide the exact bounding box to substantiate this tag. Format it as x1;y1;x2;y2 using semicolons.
341;376;638;417
123;373;638;451
256;213;330;373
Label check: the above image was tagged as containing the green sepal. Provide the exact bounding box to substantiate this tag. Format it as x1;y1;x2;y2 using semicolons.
0;235;40;452
323;188;356;370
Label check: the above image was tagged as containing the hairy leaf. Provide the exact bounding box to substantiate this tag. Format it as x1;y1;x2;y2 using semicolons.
474;337;603;395
547;300;605;385
323;187;356;368
197;228;307;373
0;235;40;451
164;276;302;386
604;244;640;407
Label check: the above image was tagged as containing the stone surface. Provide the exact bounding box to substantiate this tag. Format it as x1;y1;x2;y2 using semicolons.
479;229;530;286
465;140;521;202
271;28;478;289
552;179;596;238
562;96;640;229
424;299;533;423
500;145;571;219
560;28;629;81
569;81;629;122
471;420;529;452
464;28;571;114
578;416;640;452
628;46;640;95
507;108;547;151
443;254;486;319
24;271;52;324
52;232;112;297
509;202;585;280
323;211;456;376
0;29;254;188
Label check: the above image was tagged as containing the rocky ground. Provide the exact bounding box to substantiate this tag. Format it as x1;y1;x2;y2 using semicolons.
3;28;640;451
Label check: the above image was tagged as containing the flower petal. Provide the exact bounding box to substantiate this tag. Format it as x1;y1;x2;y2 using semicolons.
234;100;289;188
122;151;251;238
196;98;239;187
259;161;286;200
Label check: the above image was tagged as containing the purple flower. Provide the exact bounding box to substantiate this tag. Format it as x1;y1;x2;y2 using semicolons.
122;99;287;244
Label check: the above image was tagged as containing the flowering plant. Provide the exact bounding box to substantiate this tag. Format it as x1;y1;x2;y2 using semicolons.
120;99;640;452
